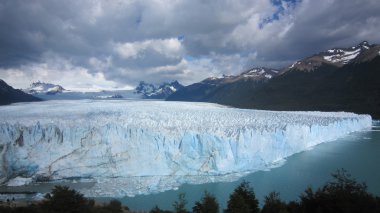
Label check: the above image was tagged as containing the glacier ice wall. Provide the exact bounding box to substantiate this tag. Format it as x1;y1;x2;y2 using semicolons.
0;100;372;196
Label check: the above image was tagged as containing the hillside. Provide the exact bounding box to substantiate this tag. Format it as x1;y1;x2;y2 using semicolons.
0;79;42;105
167;68;279;102
236;56;380;118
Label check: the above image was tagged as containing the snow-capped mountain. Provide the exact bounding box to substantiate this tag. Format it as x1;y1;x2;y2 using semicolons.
24;81;66;95
168;41;380;118
22;82;142;100
167;67;279;102
203;67;279;84
236;42;380;118
135;81;184;99
288;41;380;71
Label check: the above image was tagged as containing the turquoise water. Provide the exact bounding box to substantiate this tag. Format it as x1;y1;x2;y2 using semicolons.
111;121;380;211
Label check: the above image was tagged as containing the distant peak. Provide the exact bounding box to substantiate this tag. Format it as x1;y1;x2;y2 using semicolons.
135;80;184;99
287;40;377;72
25;81;65;95
359;41;369;46
355;41;372;50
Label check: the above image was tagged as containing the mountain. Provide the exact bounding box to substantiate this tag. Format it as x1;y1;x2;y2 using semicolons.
135;80;184;99
287;41;376;71
0;79;42;105
26;89;139;101
247;44;380;118
166;67;280;102
22;82;141;100
24;81;66;95
167;41;380;118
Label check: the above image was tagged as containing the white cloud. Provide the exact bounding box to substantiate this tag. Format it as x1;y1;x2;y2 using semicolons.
114;38;184;60
0;55;131;90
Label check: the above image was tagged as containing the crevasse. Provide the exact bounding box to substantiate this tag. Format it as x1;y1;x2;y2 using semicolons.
0;100;372;196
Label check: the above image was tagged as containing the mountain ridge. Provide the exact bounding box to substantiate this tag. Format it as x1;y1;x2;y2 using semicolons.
286;41;379;72
167;67;280;102
23;81;66;95
135;80;184;99
167;41;380;118
0;79;42;105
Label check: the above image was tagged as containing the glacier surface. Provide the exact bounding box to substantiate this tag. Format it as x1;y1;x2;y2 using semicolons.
0;100;372;197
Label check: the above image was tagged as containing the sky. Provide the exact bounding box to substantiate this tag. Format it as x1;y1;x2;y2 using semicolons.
0;0;380;90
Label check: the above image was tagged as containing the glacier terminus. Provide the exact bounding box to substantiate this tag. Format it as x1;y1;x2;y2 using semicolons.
0;100;372;197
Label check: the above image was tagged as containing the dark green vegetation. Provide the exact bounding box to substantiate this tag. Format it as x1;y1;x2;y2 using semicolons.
0;79;41;105
225;181;259;213
166;77;267;104
192;191;219;213
0;186;127;213
244;57;380;119
1;169;379;213
152;169;380;213
166;67;279;103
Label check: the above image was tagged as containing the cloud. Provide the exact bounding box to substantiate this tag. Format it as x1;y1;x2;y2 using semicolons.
0;54;125;90
226;0;380;60
114;38;184;60
0;0;379;89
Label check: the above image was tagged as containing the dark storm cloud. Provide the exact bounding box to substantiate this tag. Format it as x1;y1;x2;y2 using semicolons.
259;0;380;60
0;0;379;89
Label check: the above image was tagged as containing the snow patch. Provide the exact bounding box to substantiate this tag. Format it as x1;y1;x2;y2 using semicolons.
169;86;176;92
24;82;65;95
323;48;361;64
7;177;33;186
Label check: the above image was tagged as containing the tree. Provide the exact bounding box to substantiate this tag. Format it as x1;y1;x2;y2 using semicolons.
150;205;173;213
173;193;189;213
103;199;124;213
40;185;91;213
225;180;260;213
225;193;251;213
192;191;219;213
261;191;288;213
299;169;380;213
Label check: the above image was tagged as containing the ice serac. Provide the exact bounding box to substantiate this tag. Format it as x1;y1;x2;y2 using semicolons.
0;100;372;196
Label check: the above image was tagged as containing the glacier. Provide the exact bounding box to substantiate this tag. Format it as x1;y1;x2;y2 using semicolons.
0;100;372;197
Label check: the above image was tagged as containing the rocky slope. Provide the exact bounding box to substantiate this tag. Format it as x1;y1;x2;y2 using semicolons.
167;67;280;102
23;81;66;95
0;79;41;105
135;81;184;99
287;41;376;71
